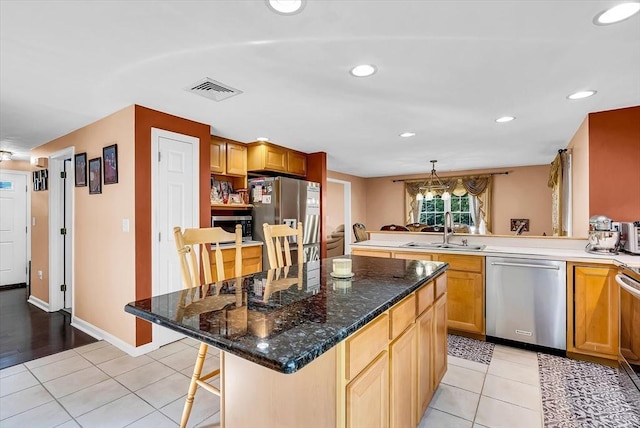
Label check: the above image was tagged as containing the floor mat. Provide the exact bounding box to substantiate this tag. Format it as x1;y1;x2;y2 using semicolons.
447;334;494;365
538;353;640;428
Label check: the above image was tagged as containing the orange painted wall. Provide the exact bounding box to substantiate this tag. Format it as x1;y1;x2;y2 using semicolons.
133;105;211;346
363;165;552;235
327;170;368;243
588;106;640;222
30;106;137;344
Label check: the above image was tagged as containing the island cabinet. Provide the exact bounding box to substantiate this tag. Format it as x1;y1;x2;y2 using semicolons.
210;245;262;282
247;141;307;177
336;274;447;428
567;262;619;360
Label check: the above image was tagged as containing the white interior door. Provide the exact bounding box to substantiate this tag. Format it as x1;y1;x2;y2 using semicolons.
152;128;199;347
0;170;28;287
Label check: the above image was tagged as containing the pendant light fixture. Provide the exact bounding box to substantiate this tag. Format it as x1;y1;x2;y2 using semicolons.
416;160;451;201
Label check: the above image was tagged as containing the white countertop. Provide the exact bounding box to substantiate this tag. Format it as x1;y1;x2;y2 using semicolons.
351;238;640;267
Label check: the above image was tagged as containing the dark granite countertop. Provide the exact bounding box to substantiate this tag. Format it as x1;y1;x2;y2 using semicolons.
125;256;448;374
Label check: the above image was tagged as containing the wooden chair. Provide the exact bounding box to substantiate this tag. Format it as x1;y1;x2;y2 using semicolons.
380;224;410;231
406;222;427;232
173;224;243;428
353;223;368;242
262;222;304;269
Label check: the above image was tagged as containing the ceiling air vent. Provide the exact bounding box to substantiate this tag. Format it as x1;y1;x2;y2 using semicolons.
185;77;243;102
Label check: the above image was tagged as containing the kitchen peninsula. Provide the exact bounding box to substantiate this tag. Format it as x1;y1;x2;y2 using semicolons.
125;256;449;427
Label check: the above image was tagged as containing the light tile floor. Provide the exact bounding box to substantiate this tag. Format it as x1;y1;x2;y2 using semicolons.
0;339;566;428
419;344;544;428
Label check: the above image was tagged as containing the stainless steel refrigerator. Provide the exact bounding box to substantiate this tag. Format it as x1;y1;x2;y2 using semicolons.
249;176;321;267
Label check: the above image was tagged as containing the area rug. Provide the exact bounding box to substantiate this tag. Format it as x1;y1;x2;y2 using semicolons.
538;353;640;428
447;334;494;365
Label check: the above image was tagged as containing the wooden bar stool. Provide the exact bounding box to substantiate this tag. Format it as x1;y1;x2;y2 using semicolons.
262;222;304;269
173;224;242;428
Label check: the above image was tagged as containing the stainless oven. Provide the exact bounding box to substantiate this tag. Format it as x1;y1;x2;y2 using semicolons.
616;265;640;401
211;215;253;241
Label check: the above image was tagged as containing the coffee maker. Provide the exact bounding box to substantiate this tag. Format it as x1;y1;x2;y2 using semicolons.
585;215;620;254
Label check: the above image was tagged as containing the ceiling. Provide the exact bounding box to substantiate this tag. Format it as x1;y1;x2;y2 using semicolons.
1;1;639;177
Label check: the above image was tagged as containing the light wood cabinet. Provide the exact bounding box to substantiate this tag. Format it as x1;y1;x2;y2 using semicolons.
352;249;393;258
434;254;484;336
347;351;390;428
226;142;247;176
338;271;447;428
287;150;307;176
210;138;226;174
349;247;482;336
433;293;448;387
568;263;619;359
393;252;433;261
210;245;262;282
416;306;434;419
210;137;247;177
247;141;307;177
390;324;417;428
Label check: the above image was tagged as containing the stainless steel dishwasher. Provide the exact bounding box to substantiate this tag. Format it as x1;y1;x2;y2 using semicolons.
486;257;567;350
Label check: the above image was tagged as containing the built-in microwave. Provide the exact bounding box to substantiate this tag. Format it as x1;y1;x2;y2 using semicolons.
211;215;253;242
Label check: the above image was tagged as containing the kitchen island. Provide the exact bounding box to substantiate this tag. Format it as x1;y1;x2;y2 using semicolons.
125;256;449;427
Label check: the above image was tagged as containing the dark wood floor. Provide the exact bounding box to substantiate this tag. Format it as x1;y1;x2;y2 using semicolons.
0;286;97;370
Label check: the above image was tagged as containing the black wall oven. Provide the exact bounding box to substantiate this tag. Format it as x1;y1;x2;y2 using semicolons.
616;265;640;401
211;215;253;241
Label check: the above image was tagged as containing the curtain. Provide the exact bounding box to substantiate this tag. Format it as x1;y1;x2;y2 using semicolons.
405;174;493;233
548;150;569;236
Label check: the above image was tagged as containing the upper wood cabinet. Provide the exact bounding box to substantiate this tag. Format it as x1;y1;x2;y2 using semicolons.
568;263;619;359
247;141;307;177
210;137;247;177
287;150;307;176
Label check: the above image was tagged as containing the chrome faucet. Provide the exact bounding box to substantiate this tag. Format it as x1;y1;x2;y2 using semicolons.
443;211;453;244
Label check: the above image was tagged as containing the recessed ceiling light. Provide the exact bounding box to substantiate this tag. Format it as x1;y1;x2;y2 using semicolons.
495;116;515;123
567;90;597;100
399;132;416;138
266;0;306;15
350;64;377;77
594;2;640;25
256;137;269;142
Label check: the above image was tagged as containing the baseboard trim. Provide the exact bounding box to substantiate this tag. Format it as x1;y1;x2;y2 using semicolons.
27;295;50;312
71;317;159;357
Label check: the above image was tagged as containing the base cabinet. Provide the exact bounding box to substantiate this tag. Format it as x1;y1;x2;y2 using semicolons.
390;324;417;428
433;293;448;386
347;352;390;428
568;263;619;359
338;271;447;428
210;245;262;282
416;306;434;418
433;254;484;336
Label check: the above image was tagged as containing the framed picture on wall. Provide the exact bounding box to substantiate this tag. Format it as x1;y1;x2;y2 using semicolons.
74;153;87;187
89;157;102;194
103;144;118;185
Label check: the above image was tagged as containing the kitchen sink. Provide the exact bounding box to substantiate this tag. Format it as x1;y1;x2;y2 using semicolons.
401;242;486;251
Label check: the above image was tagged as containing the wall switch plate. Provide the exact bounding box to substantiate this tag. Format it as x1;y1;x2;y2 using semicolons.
37;270;43;280
122;218;130;232
510;218;530;232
